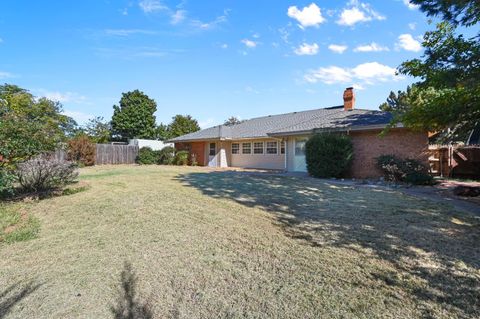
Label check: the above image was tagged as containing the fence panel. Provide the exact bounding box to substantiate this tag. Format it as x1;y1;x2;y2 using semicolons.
95;144;138;165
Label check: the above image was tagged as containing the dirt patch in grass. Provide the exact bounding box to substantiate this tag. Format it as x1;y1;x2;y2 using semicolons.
0;165;478;318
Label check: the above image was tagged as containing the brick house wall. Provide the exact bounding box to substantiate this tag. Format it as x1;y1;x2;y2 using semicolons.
174;142;206;166
349;128;429;178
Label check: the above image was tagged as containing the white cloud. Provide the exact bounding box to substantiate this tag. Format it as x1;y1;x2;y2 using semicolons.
0;71;12;79
328;44;348;54
62;110;93;124
353;42;389;52
337;0;385;26
287;3;326;28
403;0;419;10
408;22;416;30
104;29;156;36
171;10;186;24
304;62;399;85
294;43;319;55
241;39;257;48
191;10;229;30
138;0;167;13
221;43;228;49
40;91;87;104
396;33;422;52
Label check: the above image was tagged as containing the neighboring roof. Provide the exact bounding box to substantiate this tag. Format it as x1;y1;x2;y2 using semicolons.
168;106;394;142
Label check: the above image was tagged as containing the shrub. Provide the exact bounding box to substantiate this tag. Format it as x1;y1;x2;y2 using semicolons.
16;155;78;192
174;150;189;166
0;169;16;198
67;135;96;166
136;147;158;165
158;146;175;165
305;133;354;178
376;155;433;185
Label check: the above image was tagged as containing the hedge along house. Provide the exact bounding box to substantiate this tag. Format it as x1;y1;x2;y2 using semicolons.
168;88;429;178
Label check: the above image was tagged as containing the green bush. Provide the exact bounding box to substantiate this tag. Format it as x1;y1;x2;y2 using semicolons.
0;169;16;198
305;133;354;178
174;150;189;166
136;147;158;165
376;155;433;185
158;146;175;165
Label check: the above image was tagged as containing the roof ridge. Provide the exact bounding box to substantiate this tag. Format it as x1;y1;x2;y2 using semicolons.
269;108;347;134
235;105;344;123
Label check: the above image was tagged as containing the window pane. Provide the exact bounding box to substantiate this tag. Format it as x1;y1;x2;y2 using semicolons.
266;141;277;154
242;143;251;154
253;142;264;154
295;139;306;156
209;143;216;156
231;143;239;154
280;141;285;154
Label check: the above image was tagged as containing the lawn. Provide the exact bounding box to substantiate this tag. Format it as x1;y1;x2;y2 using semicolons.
0;165;479;318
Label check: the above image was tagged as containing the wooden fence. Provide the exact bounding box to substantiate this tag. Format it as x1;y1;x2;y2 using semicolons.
429;145;480;178
95;144;138;165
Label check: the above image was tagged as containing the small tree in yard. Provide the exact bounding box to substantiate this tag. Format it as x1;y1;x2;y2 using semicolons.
305;133;354;178
67;135;96;166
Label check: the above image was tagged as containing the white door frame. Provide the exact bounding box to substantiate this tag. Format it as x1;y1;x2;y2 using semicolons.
293;138;307;172
208;142;217;167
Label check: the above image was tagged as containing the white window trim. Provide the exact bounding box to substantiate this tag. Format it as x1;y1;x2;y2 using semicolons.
231;143;240;154
266;141;278;155
242;142;252;155
253;142;264;155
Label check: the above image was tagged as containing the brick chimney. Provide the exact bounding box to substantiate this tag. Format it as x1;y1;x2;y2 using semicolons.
343;87;355;111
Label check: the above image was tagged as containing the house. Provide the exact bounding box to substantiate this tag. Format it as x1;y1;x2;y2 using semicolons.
168;88;428;178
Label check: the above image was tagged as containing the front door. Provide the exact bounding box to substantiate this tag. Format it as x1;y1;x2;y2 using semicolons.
208;142;217;167
294;138;307;172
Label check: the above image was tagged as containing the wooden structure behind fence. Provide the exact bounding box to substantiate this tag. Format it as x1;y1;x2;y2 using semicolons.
95;144;138;165
429;145;480;178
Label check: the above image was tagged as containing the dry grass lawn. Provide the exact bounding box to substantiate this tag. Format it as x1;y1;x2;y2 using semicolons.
0;165;479;318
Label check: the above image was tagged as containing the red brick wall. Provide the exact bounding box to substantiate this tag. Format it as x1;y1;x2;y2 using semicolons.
174;142;206;166
349;129;429;178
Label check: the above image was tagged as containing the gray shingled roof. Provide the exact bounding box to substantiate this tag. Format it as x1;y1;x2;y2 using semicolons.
168;106;393;142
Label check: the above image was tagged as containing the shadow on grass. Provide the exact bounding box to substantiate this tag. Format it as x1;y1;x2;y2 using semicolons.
111;262;154;319
176;171;480;316
0;281;42;318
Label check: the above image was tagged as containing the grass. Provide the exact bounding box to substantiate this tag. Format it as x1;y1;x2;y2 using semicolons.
0;165;479;318
0;203;40;244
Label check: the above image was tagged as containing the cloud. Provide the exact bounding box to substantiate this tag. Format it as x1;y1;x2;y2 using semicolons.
408;22;416;30
241;39;257;48
221;43;228;49
396;33;422;52
171;10;186;24
328;44;348;54
104;29;157;36
138;0;167;13
0;71;12;79
40;91;87;104
190;10;229;30
62;110;93;124
353;42;389;52
304;62;399;85
403;0;419;10
287;3;326;28
294;43;319;55
337;0;385;26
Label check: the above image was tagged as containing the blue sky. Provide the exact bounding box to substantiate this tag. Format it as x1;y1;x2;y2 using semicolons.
0;0;435;128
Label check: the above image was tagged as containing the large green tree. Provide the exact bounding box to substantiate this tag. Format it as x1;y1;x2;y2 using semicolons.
0;84;73;168
111;90;157;140
167;115;200;139
85;116;111;143
382;1;479;142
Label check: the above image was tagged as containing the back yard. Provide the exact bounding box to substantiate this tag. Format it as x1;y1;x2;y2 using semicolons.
0;165;479;318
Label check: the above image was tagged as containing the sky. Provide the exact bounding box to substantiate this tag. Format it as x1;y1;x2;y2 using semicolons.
0;0;437;128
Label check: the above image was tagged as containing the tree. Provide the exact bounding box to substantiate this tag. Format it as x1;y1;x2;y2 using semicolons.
224;116;243;126
85;116;111;143
167;115;200;138
0;84;73;168
382;2;480;142
111;90;157;141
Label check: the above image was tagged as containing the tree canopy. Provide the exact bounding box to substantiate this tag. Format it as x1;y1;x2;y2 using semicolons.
224;116;243;126
0;84;74;168
111;90;157;140
84;116;111;143
167;115;200;139
381;1;480;142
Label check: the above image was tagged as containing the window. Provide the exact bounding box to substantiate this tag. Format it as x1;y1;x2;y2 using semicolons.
231;143;240;154
253;142;264;154
266;141;278;154
209;143;216;156
242;143;251;154
295;139;307;156
280;141;285;154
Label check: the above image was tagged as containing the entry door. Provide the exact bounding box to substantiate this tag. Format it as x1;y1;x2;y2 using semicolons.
208;142;217;167
294;138;307;172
